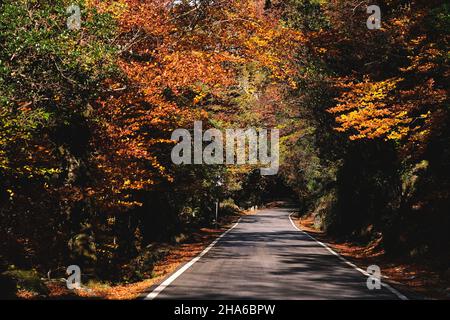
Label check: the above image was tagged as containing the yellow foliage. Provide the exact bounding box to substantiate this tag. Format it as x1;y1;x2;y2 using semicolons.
329;77;413;141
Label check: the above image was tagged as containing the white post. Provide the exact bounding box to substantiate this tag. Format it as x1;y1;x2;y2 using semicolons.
215;201;219;229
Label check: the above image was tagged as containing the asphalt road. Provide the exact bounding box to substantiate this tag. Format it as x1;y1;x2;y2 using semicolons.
148;207;403;300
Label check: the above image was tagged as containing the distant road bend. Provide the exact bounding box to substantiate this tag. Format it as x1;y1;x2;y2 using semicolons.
145;206;405;300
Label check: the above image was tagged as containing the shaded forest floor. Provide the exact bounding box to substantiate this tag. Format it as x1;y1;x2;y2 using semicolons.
11;210;254;300
293;215;450;300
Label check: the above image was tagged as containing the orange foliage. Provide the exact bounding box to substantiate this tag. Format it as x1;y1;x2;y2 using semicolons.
327;5;448;148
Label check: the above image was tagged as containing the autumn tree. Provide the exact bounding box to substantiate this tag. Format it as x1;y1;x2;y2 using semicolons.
277;0;450;255
1;0;302;284
0;0;119;272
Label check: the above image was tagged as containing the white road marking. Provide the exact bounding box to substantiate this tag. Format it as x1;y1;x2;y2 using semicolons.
288;213;408;300
144;218;242;300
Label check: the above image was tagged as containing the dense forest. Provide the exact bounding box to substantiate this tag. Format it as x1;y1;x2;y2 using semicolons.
0;0;449;297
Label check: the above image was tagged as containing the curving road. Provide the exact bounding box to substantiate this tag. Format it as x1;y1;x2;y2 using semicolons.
146;207;404;300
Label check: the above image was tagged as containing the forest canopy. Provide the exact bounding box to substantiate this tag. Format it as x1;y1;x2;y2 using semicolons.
0;0;449;295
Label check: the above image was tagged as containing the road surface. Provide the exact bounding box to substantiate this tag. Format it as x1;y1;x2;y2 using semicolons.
148;207;403;300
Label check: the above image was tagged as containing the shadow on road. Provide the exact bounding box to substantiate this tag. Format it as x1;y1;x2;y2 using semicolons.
149;207;399;300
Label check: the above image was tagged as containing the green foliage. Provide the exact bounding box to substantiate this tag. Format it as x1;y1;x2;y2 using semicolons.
220;198;241;216
282;0;330;31
1;0;449;293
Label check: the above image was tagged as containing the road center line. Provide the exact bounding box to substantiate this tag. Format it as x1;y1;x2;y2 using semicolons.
144;218;242;300
288;213;408;300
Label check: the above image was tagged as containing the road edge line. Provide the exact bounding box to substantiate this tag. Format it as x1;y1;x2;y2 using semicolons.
288;213;408;300
144;218;242;300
